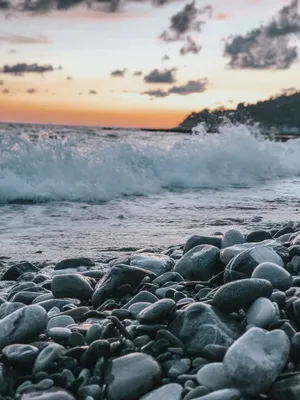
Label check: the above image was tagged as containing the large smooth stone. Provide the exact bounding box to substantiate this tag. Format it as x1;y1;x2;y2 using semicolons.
251;262;293;291
212;278;273;313
246;297;279;328
269;374;300;400
0;302;26;319
223;327;290;395
183;235;222;253
33;343;66;374
51;274;93;299
221;230;245;249
104;353;161;400
170;303;241;355
130;253;174;276
174;245;221;281
1;262;39;281
92;264;156;307
0;305;47;351
54;257;95;270
139;383;182;400
224;246;284;282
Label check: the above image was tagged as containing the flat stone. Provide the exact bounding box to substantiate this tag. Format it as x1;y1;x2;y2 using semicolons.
223;327;290;395
196;362;231;391
212;278;273;313
174;245;221;281
246;297;279;328
221;229;245;249
139;383;183;400
54;257;95;270
130;253;174;276
0;305;48;351
251;262;293;291
51;274;93;299
224;246;284;282
170;303;241;355
104;352;161;400
93;264;156;307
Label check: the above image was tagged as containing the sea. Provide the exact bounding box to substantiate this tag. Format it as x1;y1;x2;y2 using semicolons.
1;121;300;264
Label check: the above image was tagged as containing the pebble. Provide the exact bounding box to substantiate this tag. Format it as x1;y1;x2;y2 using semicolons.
20;388;76;399
138;299;175;323
2;344;39;366
122;291;158;309
183;235;222;253
104;353;161;400
223;327;290;395
128;302;151;319
246;297;279;328
251;261;293;291
47;315;75;330
47;327;71;341
54;257;95;270
196;362;231;391
221;229;245;249
130;252;174;276
191;389;241;400
168;358;191;378
33;343;66;375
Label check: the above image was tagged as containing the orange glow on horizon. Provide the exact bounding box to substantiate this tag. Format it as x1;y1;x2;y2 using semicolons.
0;98;189;129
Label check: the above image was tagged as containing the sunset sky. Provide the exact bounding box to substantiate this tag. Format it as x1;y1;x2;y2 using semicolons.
0;0;299;128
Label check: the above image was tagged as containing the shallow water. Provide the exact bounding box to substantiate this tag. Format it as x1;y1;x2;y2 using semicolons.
1;122;300;262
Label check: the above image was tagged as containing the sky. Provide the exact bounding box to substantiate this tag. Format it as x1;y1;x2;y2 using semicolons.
0;0;299;128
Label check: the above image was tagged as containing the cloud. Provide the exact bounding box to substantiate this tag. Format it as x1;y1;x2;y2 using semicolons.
143;78;208;98
214;12;230;21
0;0;8;9
8;49;19;53
66;76;72;80
169;79;208;95
144;68;176;83
224;0;300;69
133;70;142;76
160;1;212;55
1;63;54;75
162;54;170;61
27;88;37;93
0;80;4;85
110;68;127;77
2;88;9;94
180;36;201;55
0;34;51;44
89;90;97;94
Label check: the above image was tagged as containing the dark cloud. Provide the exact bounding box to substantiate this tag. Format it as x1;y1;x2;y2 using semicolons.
0;0;9;9
142;89;169;98
2;88;9;94
27;88;37;93
133;70;142;76
169;79;208;95
160;1;212;55
1;63;54;75
66;76;72;80
89;90;97;94
281;86;297;95
144;68;176;83
0;34;51;44
180;36;201;55
110;68;127;77
224;0;300;69
8;49;19;54
143;78;208;98
162;54;170;61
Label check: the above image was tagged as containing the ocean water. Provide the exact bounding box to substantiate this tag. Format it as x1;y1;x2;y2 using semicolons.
1;122;300;263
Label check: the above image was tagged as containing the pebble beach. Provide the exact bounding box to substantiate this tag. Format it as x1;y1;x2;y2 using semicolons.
1;225;300;399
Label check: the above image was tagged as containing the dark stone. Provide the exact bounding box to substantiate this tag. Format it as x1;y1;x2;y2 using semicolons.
92;264;156;307
2;344;39;367
51;274;93;299
269;374;300;400
33;343;66;375
251;262;293;291
170;303;241;355
212;278;273;313
54;257;95;270
246;230;272;242
81;340;110;368
153;272;184;287
130;253;174;276
20;388;76;400
183;235;222;253
1;262;39;281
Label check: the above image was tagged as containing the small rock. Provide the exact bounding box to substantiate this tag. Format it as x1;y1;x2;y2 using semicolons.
1;262;39;281
221;229;245;249
138;299;175;323
130;253;174;276
33;343;66;375
51;274;93;299
196;362;231;391
54;257;95;270
246;230;272;242
139;383;183;400
246;297;279;328
168;359;191;379
47;315;75;330
190;389;241;400
183;235;222;253
128;302;151;319
21;388;76;400
122;291;158;310
2;344;39;366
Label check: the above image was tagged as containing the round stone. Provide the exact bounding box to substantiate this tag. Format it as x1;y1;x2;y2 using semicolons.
128;302;152;319
221;229;245;249
246;297;279;328
51;274;93;299
47;315;75;330
138;299;175;324
139;383;183;400
47;327;71;341
212;278;273;313
251;262;293;291
33;343;66;375
196;362;231;391
104;353;161;400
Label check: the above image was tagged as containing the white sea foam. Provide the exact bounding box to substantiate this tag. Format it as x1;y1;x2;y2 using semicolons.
1;123;300;203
